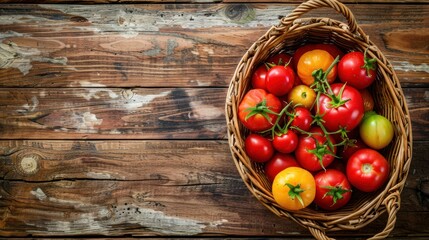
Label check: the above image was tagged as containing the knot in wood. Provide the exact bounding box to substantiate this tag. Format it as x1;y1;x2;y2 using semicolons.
224;4;255;24
121;89;134;100
18;154;40;175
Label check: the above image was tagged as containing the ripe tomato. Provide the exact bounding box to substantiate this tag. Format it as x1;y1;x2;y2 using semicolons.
238;89;282;132
245;134;274;163
346;148;390;192
328;159;346;173
295;127;337;172
266;65;295;97
289;106;313;132
272;167;316;211
264;153;299;182
292;43;344;70
339;138;368;162
251;64;268;90
338;51;377;90
267;52;292;66
359;111;394;149
317;83;364;132
273;130;298;154
297;49;337;86
314;169;352;211
359;88;375;112
287;85;316;109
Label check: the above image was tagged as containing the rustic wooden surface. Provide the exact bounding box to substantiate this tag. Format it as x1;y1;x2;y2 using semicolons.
0;1;428;239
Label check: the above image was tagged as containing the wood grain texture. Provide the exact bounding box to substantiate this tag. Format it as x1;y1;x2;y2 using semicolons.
0;4;427;87
0;1;427;238
0;140;427;237
0;88;226;140
0;87;426;140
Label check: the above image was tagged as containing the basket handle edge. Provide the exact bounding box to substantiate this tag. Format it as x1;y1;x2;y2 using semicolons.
280;0;358;34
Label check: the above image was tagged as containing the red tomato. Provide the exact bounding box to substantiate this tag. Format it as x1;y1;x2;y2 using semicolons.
290;106;313;132
292;43;344;70
346;148;390;192
295;127;337;172
245;134;274;163
339;138;368;162
264;153;299;182
267;53;293;66
314;169;352;211
251;64;268;90
266;65;295;97
297;49;337;86
238;89;282;132
359;88;375;112
338;51;377;90
328;159;346;173
317;83;364;132
273;130;298;153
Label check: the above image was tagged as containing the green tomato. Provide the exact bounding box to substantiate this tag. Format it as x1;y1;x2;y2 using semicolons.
359;111;394;150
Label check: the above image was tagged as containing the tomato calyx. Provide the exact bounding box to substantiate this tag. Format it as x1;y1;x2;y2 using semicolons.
322;185;351;206
362;49;377;77
326;83;351;109
285;183;305;207
307;140;336;171
245;98;278;123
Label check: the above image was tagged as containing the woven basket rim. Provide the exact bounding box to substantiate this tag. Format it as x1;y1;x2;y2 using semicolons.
225;0;413;238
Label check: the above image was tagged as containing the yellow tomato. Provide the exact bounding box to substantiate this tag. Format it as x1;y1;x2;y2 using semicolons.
287;85;316;109
297;49;337;86
272;167;316;211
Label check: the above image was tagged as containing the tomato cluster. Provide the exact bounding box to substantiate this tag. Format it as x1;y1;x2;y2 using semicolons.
238;44;394;211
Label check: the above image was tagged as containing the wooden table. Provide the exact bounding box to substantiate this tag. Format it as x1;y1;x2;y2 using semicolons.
0;0;427;238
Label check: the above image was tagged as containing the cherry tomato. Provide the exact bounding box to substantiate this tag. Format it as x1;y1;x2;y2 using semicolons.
346;148;390;192
251;64;268;90
289;106;313;132
359;111;394;149
339;138;368;162
238;89;282;132
273;130;298;154
295;127;337;172
245;134;274;163
317;83;364;132
292;43;344;70
287;85;316;109
359;88;375;112
266;65;295;97
328;159;346;173
264;153;299;182
297;49;337;86
338;51;377;90
314;169;352;211
272;167;316;211
267;52;292;66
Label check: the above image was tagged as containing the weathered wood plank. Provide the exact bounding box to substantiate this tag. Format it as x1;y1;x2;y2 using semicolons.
0;87;429;140
0;88;226;140
0;138;427;237
0;140;427;211
0;87;426;140
0;4;427;87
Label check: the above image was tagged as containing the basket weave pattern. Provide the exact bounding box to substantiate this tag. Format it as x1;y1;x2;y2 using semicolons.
225;0;413;239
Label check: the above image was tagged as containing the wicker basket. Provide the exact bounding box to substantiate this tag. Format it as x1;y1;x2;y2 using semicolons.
225;0;413;239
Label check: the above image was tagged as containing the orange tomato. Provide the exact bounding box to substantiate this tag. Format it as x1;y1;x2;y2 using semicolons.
297;49;337;86
272;167;316;211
